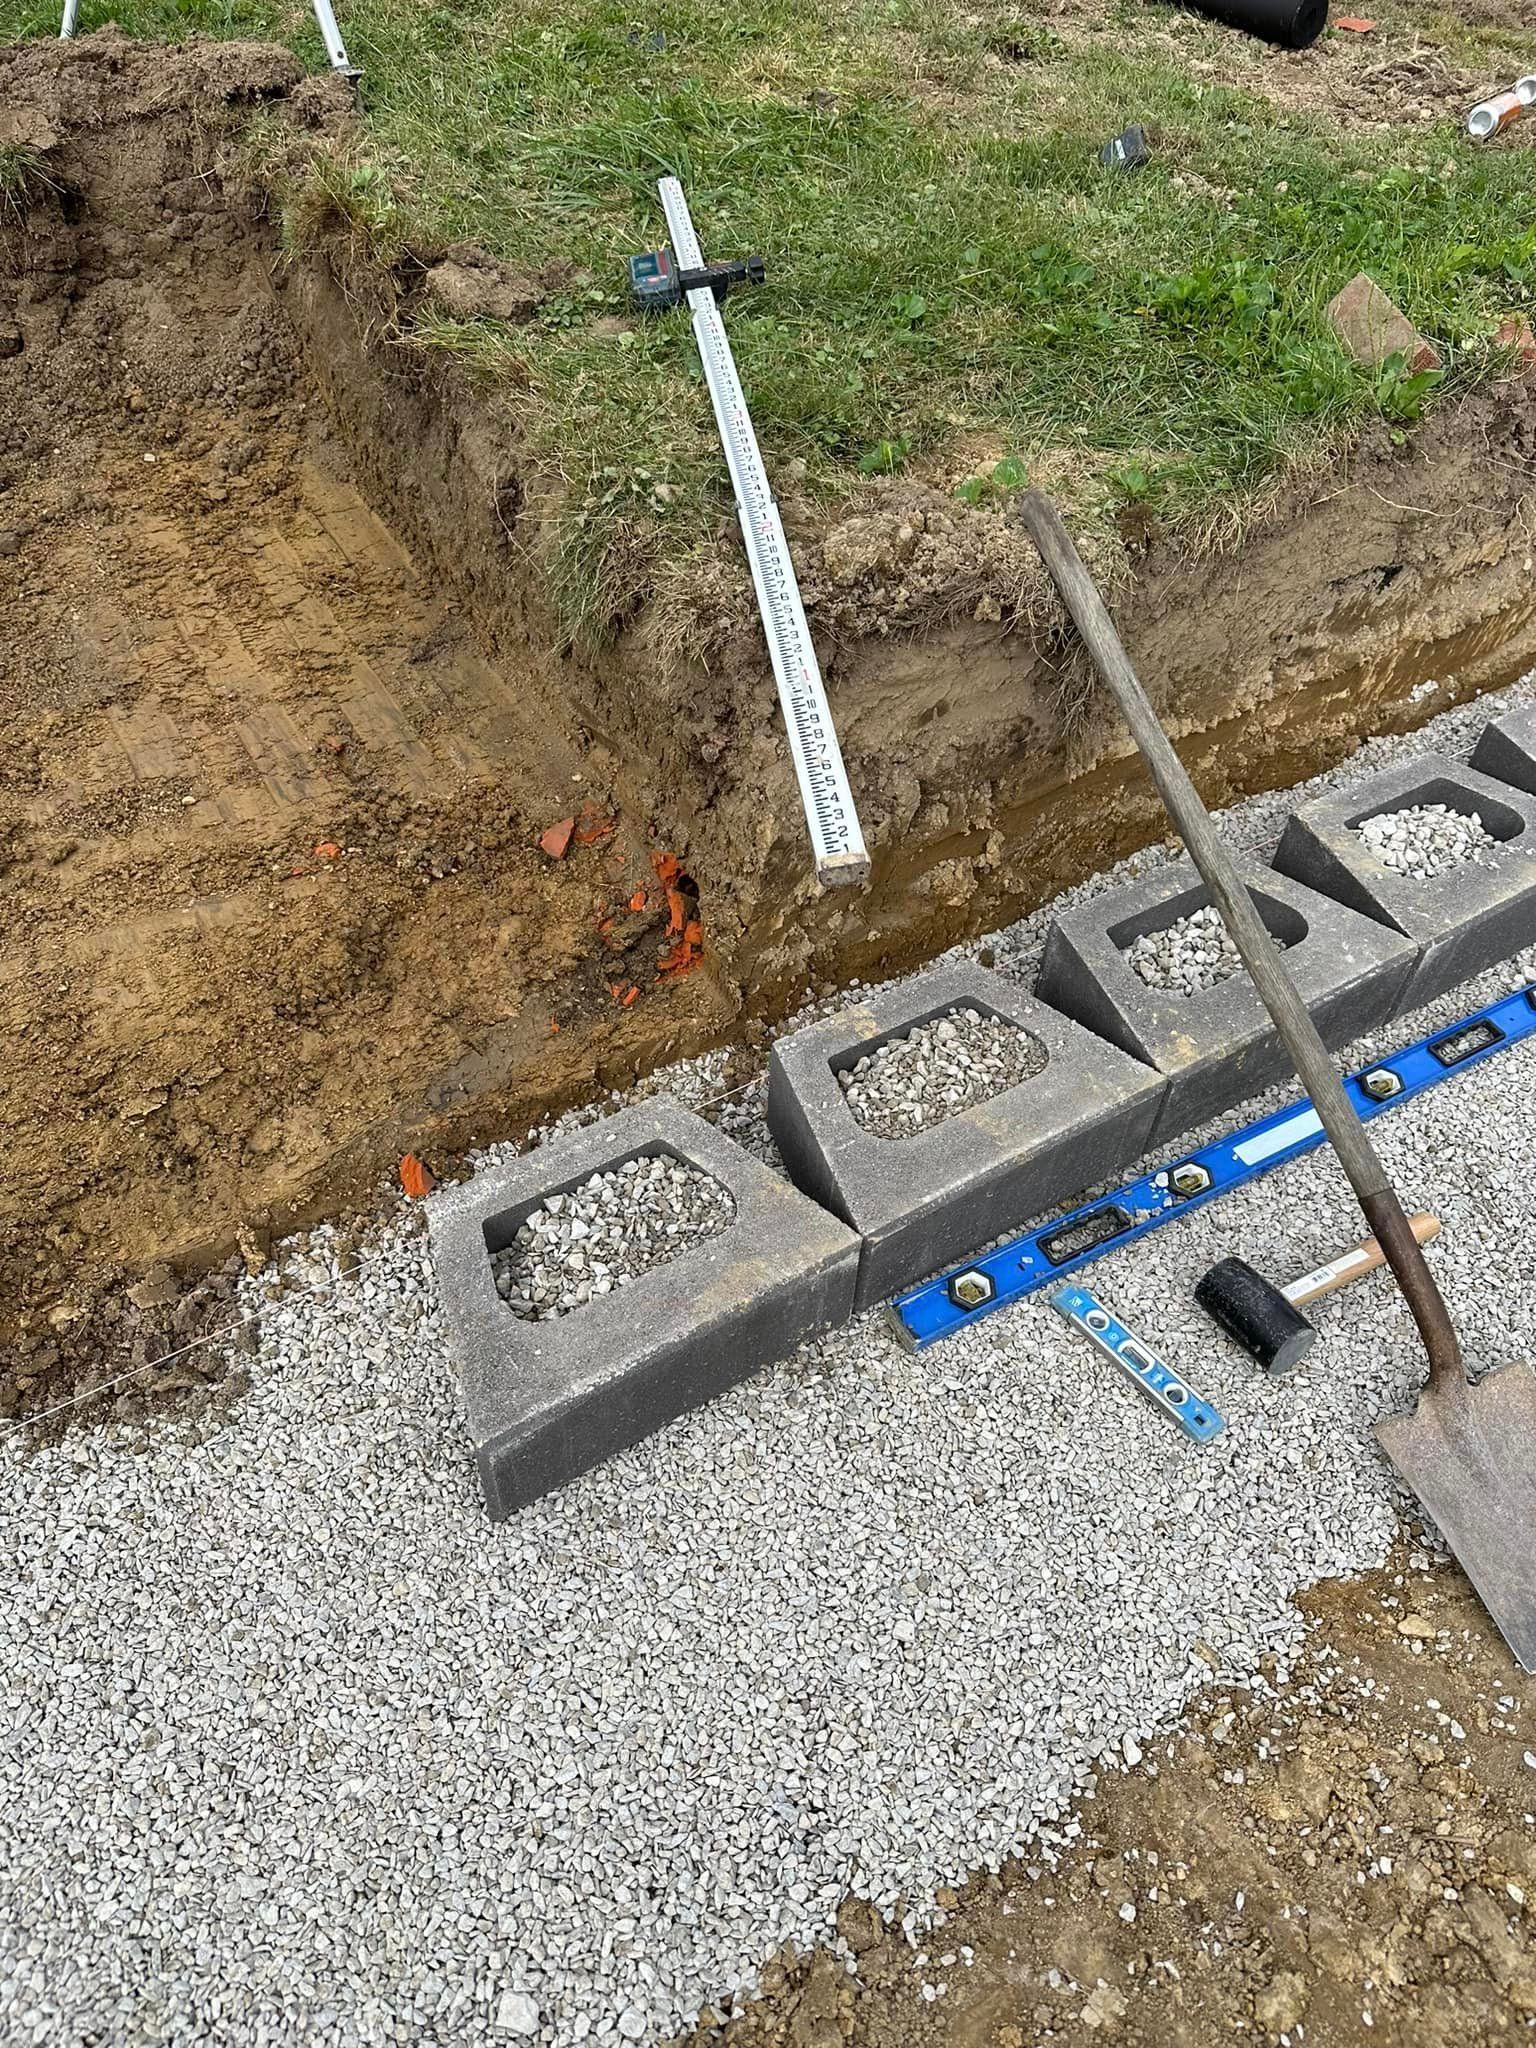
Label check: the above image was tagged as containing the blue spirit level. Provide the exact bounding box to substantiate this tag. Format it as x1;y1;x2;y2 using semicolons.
890;981;1536;1352
1049;1283;1226;1442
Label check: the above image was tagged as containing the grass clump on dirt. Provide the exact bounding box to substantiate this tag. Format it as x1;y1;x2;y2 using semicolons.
3;0;1534;640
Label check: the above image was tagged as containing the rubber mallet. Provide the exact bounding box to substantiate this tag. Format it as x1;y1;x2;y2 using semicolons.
1195;1213;1441;1377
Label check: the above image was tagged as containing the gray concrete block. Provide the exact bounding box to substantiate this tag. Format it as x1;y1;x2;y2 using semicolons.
1036;856;1417;1148
1272;750;1536;1011
766;962;1167;1309
428;1098;861;1518
1470;704;1536;798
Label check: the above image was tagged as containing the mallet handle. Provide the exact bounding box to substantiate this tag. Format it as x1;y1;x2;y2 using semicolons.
1283;1213;1440;1308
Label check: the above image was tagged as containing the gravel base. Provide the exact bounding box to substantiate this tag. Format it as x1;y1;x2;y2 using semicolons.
4;670;1535;2048
490;1156;735;1321
1125;903;1251;995
835;1006;1047;1138
1357;801;1499;878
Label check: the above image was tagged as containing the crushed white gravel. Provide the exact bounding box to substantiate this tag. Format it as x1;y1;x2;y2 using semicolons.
836;1006;1046;1138
1125;903;1251;995
3;672;1535;2048
490;1155;734;1321
1356;801;1499;878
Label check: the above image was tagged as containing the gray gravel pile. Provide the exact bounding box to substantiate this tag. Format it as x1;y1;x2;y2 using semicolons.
1125;904;1255;995
4;670;1535;2048
1356;801;1499;879
835;1006;1046;1138
490;1155;734;1321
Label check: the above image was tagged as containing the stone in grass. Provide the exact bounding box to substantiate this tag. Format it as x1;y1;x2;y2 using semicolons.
1036;855;1416;1150
429;1098;860;1517
1470;703;1536;799
1326;272;1440;375
1272;751;1536;1013
767;962;1166;1311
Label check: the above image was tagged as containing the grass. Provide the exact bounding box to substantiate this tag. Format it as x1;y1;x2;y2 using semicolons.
4;0;1534;641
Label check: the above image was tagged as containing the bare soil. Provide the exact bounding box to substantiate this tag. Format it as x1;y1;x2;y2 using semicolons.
0;35;732;1398
1057;0;1535;134
3;32;1535;1397
686;1552;1536;2048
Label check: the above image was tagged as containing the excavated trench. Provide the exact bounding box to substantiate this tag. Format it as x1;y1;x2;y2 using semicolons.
3;31;1535;1385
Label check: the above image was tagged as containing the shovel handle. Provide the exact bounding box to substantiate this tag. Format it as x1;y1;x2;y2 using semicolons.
1017;490;1464;1395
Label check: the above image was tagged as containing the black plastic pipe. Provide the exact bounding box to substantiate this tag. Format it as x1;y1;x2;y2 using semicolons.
1170;0;1328;50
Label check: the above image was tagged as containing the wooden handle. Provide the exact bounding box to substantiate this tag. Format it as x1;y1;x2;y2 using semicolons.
1283;1213;1440;1307
1016;490;1464;1395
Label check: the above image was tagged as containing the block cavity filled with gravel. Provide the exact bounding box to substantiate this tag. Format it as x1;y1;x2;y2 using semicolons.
769;963;1166;1309
1124;903;1288;998
836;1005;1047;1139
1355;802;1499;879
1273;752;1536;1014
490;1154;735;1321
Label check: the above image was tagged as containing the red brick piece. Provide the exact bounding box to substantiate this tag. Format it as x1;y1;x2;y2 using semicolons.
538;815;576;860
1326;273;1441;374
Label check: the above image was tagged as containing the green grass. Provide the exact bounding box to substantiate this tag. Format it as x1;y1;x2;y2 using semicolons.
6;0;1534;640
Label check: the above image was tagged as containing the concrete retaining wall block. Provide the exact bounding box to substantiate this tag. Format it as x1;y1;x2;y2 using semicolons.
766;962;1167;1309
1036;856;1417;1148
1272;751;1536;1012
1470;704;1536;798
429;1098;861;1517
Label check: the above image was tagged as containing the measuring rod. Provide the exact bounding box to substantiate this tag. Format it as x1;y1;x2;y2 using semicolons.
656;178;869;888
59;0;79;37
311;0;362;78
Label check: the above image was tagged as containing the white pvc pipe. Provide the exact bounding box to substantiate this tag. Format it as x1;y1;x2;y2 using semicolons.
59;0;80;38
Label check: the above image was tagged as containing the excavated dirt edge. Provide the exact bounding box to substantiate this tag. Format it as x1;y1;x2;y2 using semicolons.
3;30;1536;1378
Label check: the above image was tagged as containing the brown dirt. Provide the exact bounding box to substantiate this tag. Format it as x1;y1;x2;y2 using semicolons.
3;31;1536;1393
683;1552;1536;2048
0;33;731;1390
1108;0;1535;136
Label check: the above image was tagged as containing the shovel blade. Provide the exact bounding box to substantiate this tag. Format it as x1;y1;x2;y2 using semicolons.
1376;1359;1536;1673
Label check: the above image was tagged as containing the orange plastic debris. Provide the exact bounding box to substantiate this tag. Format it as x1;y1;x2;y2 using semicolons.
651;849;682;886
399;1153;435;1199
314;841;341;859
574;813;615;847
665;887;688;937
540;816;576;860
657;922;705;980
628;888;648;913
1335;14;1375;28
621;985;639;1006
549;1014;560;1034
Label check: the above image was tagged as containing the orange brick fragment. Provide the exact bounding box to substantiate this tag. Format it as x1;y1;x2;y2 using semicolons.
539;816;576;860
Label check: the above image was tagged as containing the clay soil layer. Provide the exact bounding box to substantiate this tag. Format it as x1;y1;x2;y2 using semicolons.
3;33;1536;1388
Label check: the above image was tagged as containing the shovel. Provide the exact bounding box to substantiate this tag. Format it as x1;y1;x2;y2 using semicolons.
1018;489;1536;1672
